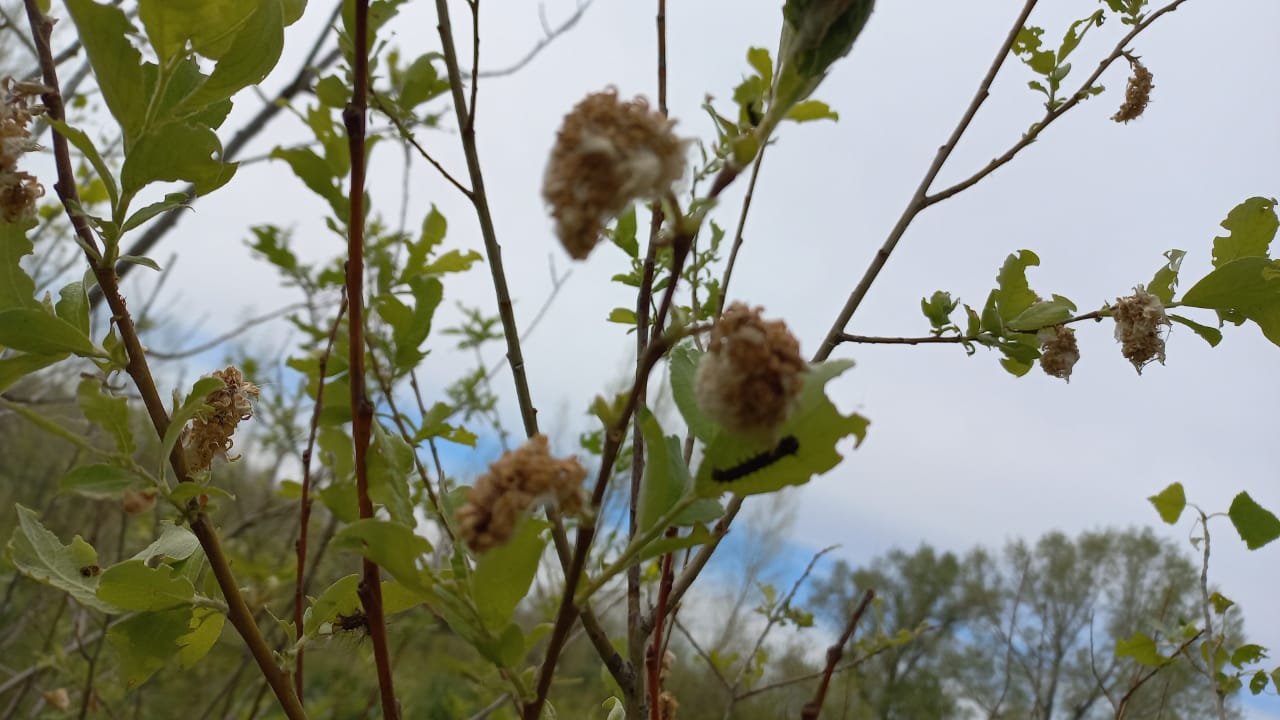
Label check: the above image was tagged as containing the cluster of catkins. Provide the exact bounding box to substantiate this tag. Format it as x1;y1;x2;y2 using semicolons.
1037;286;1171;380
1112;55;1154;124
180;366;261;474
0;78;45;223
457;434;587;553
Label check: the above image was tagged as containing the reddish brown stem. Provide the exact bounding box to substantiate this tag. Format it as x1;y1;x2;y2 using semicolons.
21;2;305;717
344;1;398;717
294;295;348;699
801;589;874;720
647;527;678;720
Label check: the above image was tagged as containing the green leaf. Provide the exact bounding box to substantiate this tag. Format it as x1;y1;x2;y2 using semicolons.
1250;670;1269;695
920;291;957;330
0;352;66;393
7;505;119;613
392;276;443;370
1228;492;1280;550
1211;197;1278;268
1147;482;1185;525
608;206;638;259
694;360;868;497
1115;631;1167;667
1007;298;1075;332
398;53;448;109
139;0;253;62
305;574;360;636
167;483;234;506
368;422;417;527
1182;257;1280;346
55;280;90;337
107;607;193;687
421;249;482;275
122;121;237;197
636;407;692;533
1169;313;1222;347
177;0;286;112
1232;644;1267;668
994;250;1041;322
64;0;147;142
634;525;713;567
332;519;433;593
118;255;163;272
747;46;773;89
177;607;225;668
78;378;135;456
271;146;347;222
472;519;547;631
0;217;38;310
121;192;191;233
47;120;119;209
1148;249;1186;304
607;307;637;325
131;523;200;564
60;464;146;499
669;343;717;441
97;560;195;611
1208;591;1234;614
0;308;97;356
786;100;838;123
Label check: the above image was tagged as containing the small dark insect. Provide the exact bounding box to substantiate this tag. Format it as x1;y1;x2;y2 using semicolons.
78;565;100;577
334;610;369;634
712;435;800;484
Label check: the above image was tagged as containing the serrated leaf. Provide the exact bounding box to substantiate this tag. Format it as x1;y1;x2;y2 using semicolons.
1147;482;1186;524
1115;631;1167;667
332;519;433;593
107;607;192;687
636;407;691;533
1182;257;1280;346
1169;313;1222;347
1211;197;1278;268
1228;492;1280;550
7;505;119;613
994;250;1041;322
694;360;867;497
1148;249;1186;304
59;464;146;499
0;308;97;356
472;519;547;630
97;560;195;611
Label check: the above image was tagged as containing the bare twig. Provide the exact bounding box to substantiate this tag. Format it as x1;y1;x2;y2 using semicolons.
466;1;593;79
343;0;399;716
148;303;311;360
293;293;347;699
800;588;875;720
838;309;1107;347
21;3;305;716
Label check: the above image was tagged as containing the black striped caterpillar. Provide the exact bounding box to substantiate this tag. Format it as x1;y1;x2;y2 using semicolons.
711;435;800;484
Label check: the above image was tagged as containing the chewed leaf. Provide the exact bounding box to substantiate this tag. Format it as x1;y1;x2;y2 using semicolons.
694;360;867;497
8;505;120;613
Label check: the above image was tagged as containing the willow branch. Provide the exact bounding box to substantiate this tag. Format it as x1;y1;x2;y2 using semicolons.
839;309;1107;346
343;1;399;716
800;589;875;720
21;4;305;718
294;294;347;699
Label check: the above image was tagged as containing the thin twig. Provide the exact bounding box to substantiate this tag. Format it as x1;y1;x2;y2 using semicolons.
293;293;347;699
800;588;875;720
148;303;311;359
466;1;593;79
344;0;399;716
1114;629;1203;720
21;3;305;716
838;309;1107;346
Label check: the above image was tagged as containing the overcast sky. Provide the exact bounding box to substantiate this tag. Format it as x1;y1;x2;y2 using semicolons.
33;0;1278;715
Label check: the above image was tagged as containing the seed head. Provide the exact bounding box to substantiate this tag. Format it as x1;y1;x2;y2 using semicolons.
658;692;679;720
0;77;45;222
696;303;806;439
543;89;686;259
1112;56;1154;123
1038;325;1080;382
457;434;587;553
180;366;261;473
1113;286;1170;373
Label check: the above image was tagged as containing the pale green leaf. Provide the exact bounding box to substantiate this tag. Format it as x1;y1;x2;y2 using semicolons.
994;250;1041;322
0;308;97;356
179;0;286;112
636;407;690;533
332;519;432;593
1169;313;1222;347
55;280;90;337
97;560;195;611
121;192;191;233
1228;492;1280;550
47;120;119;209
472;519;548;630
1148;249;1185;304
60;464;146;499
107;607;192;687
122;122;237;197
786;100;838;123
77;378;135;456
1211;196;1278;268
0;217;38;311
368;422;417;527
0;352;66;393
7;505;119;613
669;343;717;441
130;523;200;563
64;0;147;142
1147;482;1185;525
1182;257;1280;346
177;607;225;668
